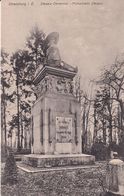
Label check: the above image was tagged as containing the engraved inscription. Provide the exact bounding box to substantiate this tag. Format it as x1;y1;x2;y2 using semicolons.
56;117;72;143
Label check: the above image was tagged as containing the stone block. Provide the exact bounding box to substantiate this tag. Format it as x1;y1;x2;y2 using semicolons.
31;91;81;155
106;158;124;196
22;154;95;168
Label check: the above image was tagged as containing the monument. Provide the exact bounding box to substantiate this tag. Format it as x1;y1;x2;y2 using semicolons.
22;32;95;168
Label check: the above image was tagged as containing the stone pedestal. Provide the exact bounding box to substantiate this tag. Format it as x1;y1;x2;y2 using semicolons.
22;65;95;167
31;65;81;155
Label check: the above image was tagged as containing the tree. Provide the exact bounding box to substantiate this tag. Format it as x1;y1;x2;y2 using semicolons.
101;58;124;143
10;49;35;151
93;87;111;144
79;81;95;152
81;91;93;152
9;26;45;151
1;49;14;155
2;147;18;185
26;25;46;79
10;50;28;151
93;56;124;145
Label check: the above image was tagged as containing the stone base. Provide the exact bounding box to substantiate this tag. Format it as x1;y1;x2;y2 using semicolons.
22;154;95;168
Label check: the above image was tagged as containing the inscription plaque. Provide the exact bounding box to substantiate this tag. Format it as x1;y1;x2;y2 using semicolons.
56;117;72;143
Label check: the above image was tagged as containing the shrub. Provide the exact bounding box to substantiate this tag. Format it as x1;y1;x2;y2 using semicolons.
14;148;31;155
108;142;119;153
1;144;7;163
118;141;124;159
2;147;18;185
91;140;108;161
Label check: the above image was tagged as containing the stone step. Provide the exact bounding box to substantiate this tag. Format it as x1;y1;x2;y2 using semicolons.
22;153;95;168
18;162;98;173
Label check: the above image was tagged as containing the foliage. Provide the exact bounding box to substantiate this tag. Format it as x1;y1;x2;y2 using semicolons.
1;162;107;196
1;26;46;151
108;141;119;152
2;147;18;185
91;139;108;161
100;59;124;142
9;27;45;150
80;81;94;153
118;139;124;158
93;56;124;149
1;49;13;90
1;49;15;155
26;25;46;69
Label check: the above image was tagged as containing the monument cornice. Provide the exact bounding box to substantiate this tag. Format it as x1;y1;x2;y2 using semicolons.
33;65;77;84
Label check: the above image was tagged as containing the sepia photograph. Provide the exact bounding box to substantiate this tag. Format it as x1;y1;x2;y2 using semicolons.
1;0;124;195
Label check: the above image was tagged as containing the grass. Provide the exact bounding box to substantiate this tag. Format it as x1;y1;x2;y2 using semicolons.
1;161;107;196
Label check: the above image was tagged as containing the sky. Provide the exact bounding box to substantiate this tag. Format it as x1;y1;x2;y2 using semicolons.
1;0;124;88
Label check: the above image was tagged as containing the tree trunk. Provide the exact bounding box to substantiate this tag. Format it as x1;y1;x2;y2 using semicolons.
102;118;106;144
82;109;86;152
119;99;124;142
16;62;20;151
93;107;97;143
1;88;7;160
24;128;27;149
117;105;121;144
107;99;113;144
109;116;113;144
2;85;7;148
20;113;23;149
